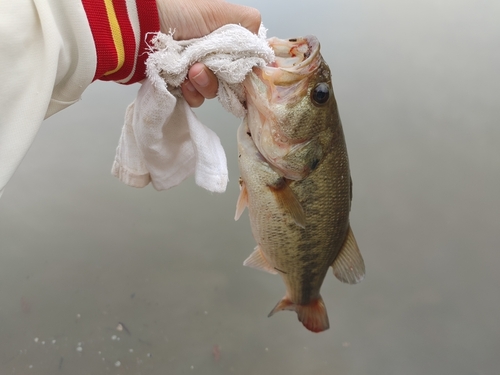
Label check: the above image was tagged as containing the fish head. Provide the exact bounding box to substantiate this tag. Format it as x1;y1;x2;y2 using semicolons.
243;36;340;180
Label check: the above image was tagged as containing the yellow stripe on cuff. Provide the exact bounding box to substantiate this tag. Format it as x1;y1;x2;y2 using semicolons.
103;0;125;76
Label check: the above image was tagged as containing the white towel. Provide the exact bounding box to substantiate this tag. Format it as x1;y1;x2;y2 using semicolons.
111;24;274;193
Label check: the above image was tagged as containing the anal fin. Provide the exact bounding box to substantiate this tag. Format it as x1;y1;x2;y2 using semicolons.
268;295;330;333
243;246;278;274
269;178;306;228
332;225;365;284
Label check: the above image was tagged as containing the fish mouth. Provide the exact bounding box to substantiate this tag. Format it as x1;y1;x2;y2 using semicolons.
268;36;320;69
245;36;322;105
242;36;324;180
260;36;322;85
243;35;322;117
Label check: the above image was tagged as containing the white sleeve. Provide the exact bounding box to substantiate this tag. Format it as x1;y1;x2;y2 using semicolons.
0;0;97;198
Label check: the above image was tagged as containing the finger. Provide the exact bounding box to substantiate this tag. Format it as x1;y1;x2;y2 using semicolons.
223;4;261;34
188;63;218;99
181;80;205;108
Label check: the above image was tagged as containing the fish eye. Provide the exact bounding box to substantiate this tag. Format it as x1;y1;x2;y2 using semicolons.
311;82;330;105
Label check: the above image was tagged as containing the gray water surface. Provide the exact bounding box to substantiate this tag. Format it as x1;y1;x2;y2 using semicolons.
1;0;499;374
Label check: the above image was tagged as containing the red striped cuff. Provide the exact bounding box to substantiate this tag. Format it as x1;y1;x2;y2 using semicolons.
82;0;160;84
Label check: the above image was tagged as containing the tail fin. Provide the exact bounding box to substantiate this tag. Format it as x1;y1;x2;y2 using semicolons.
268;295;329;333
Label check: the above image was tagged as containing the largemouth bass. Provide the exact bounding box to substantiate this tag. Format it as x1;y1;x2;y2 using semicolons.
235;36;365;333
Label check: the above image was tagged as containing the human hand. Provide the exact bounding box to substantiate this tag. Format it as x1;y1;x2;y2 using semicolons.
156;0;261;107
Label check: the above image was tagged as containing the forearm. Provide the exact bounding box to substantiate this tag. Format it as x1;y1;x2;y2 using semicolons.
0;0;160;197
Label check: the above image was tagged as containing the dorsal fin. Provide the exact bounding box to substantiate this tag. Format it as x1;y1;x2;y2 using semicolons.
269;178;306;228
234;179;248;221
332;225;365;284
243;246;278;274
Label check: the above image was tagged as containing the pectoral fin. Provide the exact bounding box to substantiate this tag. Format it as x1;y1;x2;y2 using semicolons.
332;225;365;284
243;246;278;274
234;179;248;221
269;178;306;228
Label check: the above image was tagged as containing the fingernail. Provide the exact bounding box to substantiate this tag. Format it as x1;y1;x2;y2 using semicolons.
184;80;196;92
192;69;209;87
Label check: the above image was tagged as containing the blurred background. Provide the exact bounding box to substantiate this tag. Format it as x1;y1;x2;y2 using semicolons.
1;0;499;374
